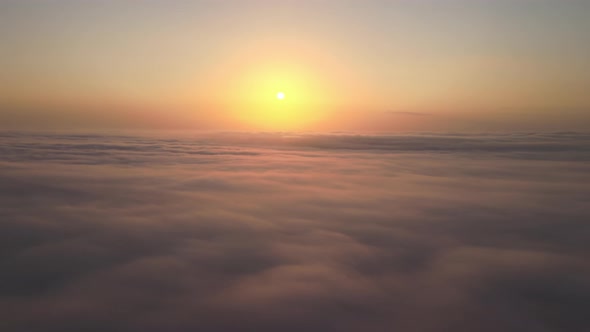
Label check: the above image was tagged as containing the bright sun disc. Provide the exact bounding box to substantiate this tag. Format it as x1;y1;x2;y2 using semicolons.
276;92;285;100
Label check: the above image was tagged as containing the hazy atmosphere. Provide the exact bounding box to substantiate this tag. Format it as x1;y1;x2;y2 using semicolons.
1;1;589;332
2;0;590;131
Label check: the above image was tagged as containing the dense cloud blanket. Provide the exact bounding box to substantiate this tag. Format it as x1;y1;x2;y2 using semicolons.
1;131;589;332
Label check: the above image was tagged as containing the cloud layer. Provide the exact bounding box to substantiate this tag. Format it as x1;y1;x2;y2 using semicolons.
1;131;589;332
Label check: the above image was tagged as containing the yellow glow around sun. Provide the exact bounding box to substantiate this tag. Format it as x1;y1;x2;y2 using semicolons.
174;38;378;131
223;61;336;131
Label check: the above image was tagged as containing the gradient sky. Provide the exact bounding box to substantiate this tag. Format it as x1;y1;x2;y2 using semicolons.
1;0;589;131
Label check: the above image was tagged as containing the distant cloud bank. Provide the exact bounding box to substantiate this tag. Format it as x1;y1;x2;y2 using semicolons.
1;131;589;331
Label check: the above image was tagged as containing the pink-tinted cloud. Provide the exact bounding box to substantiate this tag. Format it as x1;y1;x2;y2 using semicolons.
0;131;589;331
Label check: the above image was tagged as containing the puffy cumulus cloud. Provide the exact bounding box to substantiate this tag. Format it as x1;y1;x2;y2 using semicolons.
0;131;589;332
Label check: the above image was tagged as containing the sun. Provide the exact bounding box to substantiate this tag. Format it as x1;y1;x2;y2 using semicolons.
220;60;337;130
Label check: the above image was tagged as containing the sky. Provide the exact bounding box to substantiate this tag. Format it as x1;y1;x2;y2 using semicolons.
1;0;590;131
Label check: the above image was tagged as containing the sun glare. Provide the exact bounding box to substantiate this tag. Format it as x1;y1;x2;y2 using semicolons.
213;56;354;131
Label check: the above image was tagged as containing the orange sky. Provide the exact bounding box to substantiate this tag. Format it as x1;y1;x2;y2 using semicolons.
1;0;589;131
